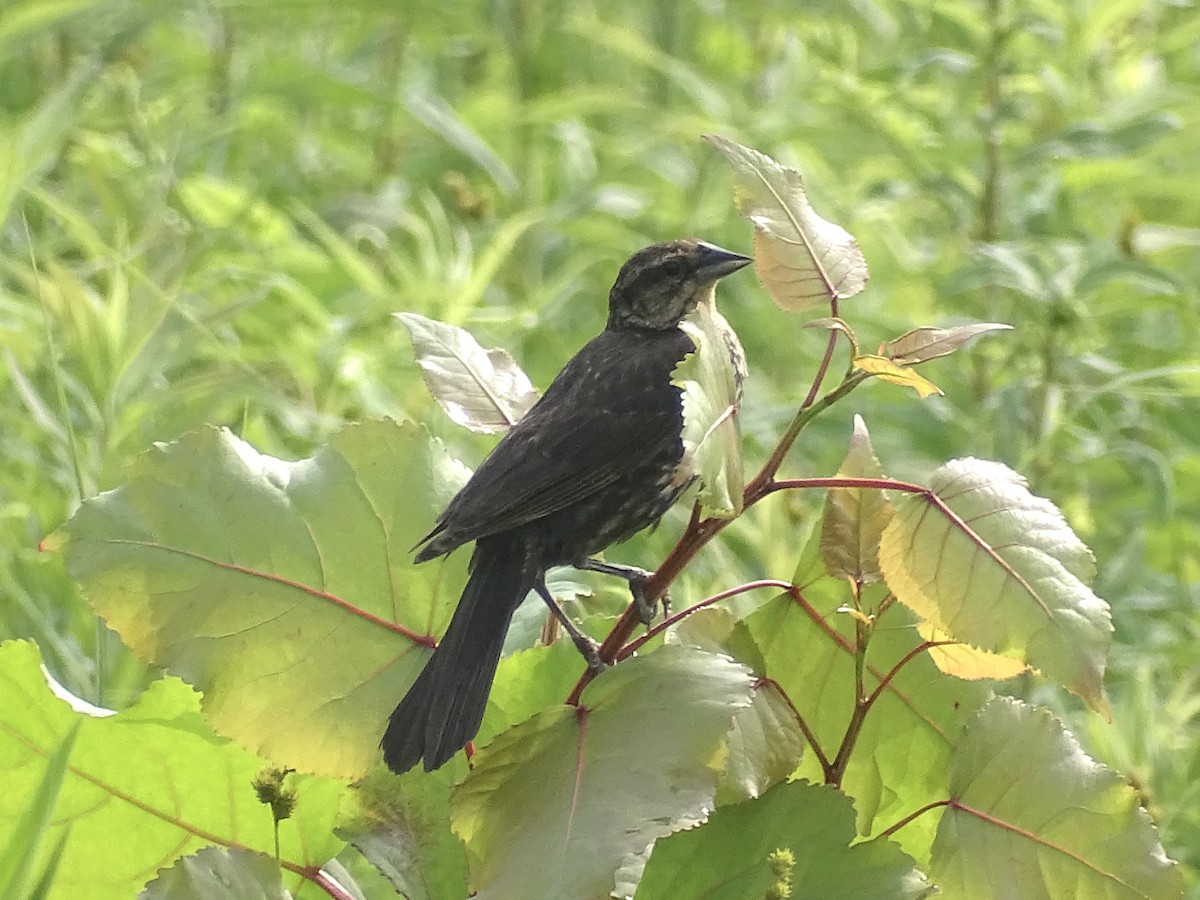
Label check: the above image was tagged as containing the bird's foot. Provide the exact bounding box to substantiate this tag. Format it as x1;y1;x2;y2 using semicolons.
573;634;609;676
628;572;667;626
577;558;665;627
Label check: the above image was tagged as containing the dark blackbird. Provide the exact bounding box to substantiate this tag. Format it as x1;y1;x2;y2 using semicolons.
381;239;751;774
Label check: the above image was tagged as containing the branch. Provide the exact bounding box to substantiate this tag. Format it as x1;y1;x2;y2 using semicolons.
566;336;873;704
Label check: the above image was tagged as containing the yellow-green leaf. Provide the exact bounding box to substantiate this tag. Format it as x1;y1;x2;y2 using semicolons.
46;421;471;778
853;355;943;398
821;415;893;583
879;458;1112;715
0;641;343;900
931;698;1181;899
916;621;1028;682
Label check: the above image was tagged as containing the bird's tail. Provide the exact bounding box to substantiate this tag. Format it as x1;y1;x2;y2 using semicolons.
382;534;531;773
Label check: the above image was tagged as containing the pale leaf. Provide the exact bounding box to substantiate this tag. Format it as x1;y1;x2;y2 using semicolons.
885;323;1012;366
673;291;746;517
705;135;868;311
930;698;1180;899
396;312;539;433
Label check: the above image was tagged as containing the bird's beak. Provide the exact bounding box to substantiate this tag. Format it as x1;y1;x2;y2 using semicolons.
696;242;753;281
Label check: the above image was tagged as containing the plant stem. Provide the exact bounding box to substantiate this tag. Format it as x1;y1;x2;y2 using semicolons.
828;583;870;788
305;868;356;900
619;579;795;660
878;799;954;839
759;675;833;778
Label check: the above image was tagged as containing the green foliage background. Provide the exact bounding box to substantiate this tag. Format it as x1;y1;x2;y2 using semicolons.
2;0;1198;892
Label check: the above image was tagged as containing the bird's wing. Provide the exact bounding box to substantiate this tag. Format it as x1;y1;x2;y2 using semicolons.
419;328;691;555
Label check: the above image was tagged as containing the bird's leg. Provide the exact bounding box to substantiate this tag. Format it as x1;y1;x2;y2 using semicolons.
579;559;664;626
533;578;606;675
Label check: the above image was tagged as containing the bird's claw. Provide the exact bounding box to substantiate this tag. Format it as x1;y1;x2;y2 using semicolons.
574;636;609;676
629;574;666;626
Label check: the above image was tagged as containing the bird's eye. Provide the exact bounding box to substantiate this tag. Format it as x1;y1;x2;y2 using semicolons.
660;259;685;278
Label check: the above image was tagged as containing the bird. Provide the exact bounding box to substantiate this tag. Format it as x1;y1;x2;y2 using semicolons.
381;238;751;774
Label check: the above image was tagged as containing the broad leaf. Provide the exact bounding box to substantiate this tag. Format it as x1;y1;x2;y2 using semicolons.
821;415;892;583
854;355;943;398
744;531;988;860
885;323;1012;366
138;847;290;900
745;593;986;861
673;609;800;804
0;641;343;900
341;769;469;900
450;645;754;898
46;421;471;778
474;639;582;749
718;681;806;805
636;782;932;900
396;312;539;433
930;697;1181;899
674;291;746;517
706;134;868;310
878;458;1112;714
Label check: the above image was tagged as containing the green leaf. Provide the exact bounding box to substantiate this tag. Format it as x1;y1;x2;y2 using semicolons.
930;697;1182;900
821;415;893;584
636;782;933;899
878;458;1113;715
396;312;539;434
341;769;469;900
403;90;518;196
884;323;1012;366
450;645;754;898
718;681;806;806
0;0;99;50
474;640;583;749
673;608;800;804
705;135;869;310
0;721;77;900
0;641;344;900
673;292;746;517
0;57;99;228
46;421;471;778
138;847;291;900
744;532;988;860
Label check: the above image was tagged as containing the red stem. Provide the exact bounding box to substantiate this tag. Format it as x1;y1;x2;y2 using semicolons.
878;799;954;839
758;675;833;778
618;579;795;660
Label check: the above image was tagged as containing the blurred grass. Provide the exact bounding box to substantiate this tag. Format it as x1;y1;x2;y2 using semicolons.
1;0;1197;891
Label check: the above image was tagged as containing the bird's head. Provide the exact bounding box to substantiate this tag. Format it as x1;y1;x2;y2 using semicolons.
606;239;751;331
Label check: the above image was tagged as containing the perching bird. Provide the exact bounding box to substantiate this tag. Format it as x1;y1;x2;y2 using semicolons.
382;239;751;773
